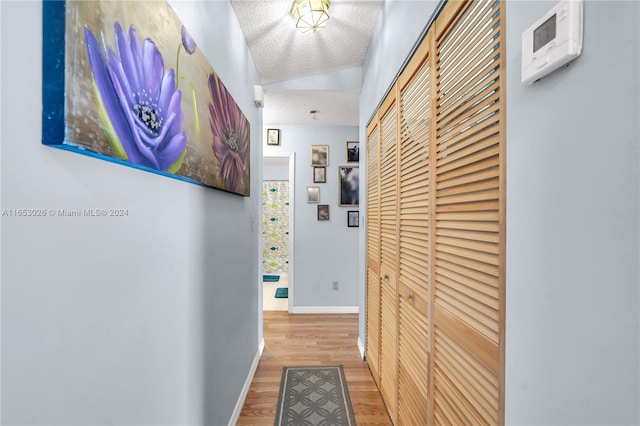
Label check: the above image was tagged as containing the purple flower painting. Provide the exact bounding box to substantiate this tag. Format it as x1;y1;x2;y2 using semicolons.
50;1;250;196
208;72;250;193
84;23;187;172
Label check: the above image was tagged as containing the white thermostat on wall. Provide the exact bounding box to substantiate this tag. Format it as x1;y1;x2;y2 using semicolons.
521;0;583;85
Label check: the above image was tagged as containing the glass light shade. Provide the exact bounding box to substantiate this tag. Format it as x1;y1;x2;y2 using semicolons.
291;0;330;33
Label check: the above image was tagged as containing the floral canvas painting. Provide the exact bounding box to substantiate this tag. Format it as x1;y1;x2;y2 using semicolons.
42;0;250;196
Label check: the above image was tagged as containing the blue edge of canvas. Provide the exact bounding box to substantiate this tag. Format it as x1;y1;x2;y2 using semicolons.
41;0;208;189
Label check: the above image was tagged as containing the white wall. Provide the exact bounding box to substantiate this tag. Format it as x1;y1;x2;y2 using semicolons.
264;126;360;310
1;1;262;425
505;1;639;424
360;0;640;424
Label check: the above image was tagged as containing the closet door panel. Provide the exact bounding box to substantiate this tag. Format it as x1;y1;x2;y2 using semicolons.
432;0;505;424
398;289;428;426
397;44;432;426
367;269;381;382
380;265;398;423
379;99;398;424
366;124;381;383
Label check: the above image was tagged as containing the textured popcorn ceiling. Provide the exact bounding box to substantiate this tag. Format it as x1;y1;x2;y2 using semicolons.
230;0;383;125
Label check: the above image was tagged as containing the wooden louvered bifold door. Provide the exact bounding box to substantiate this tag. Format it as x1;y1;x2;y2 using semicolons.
365;0;505;424
366;123;381;384
397;41;432;426
378;97;399;425
432;0;505;424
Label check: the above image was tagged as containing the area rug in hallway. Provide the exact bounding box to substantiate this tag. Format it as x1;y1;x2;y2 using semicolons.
274;365;356;426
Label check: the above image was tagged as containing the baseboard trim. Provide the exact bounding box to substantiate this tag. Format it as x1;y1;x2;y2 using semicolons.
357;336;365;360
228;338;264;426
291;306;359;314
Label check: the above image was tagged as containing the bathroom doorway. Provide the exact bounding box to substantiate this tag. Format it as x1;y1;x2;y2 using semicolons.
262;153;294;313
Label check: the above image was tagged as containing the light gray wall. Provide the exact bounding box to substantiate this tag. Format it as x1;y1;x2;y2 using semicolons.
359;0;640;423
263;163;289;181
263;67;362;92
358;0;440;353
505;1;639;424
1;1;261;425
264;126;360;308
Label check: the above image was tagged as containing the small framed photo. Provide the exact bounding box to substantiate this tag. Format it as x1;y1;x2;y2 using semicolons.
347;141;359;162
348;211;359;227
307;186;320;203
317;204;330;221
339;166;359;206
311;144;329;167
313;167;326;183
267;128;280;146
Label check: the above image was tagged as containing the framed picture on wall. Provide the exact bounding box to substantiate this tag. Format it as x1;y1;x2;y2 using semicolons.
267;128;280;146
348;211;359;227
347;141;359;162
339;166;359;206
317;204;330;221
311;145;329;167
313;167;326;183
307;186;320;203
41;0;252;196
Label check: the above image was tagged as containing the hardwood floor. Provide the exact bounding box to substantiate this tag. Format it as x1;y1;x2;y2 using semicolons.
237;311;391;426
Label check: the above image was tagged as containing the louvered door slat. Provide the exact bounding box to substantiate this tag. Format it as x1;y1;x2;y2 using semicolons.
439;25;501;100
438;177;498;197
436;257;499;291
438;0;494;70
433;0;504;424
439;56;501;118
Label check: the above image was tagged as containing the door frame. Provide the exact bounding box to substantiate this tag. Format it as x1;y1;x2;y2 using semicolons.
262;152;295;314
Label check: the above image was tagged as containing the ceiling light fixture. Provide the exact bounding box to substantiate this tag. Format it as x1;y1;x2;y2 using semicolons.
291;0;331;33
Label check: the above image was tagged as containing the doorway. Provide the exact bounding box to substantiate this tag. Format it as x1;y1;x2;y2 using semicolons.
262;153;295;313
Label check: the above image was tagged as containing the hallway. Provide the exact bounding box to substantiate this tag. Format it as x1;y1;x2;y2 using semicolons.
237;312;390;425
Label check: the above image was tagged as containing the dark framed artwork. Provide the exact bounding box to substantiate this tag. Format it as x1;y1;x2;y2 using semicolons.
317;204;330;221
267;128;280;146
313;167;326;183
42;0;251;196
346;141;359;162
348;211;359;227
310;144;329;167
338;166;359;206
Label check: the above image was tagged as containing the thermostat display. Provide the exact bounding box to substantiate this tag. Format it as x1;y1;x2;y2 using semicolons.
533;14;556;52
521;0;583;85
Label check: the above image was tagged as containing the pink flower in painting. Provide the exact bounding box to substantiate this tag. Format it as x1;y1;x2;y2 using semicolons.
208;73;250;192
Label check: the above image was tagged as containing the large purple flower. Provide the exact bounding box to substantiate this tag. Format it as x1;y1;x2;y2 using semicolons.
208;73;250;192
84;22;187;172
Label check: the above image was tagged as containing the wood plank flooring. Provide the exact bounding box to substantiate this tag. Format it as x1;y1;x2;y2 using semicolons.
237;311;391;426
